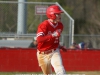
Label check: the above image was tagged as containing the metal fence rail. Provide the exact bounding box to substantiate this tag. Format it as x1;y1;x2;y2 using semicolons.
0;34;100;49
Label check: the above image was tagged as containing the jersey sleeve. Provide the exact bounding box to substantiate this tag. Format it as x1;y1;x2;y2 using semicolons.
36;21;54;43
37;22;47;37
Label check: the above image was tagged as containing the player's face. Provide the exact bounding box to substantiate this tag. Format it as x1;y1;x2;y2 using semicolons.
55;13;61;22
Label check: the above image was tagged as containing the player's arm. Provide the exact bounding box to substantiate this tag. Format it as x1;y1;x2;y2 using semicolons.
37;22;61;43
37;34;53;43
37;31;61;43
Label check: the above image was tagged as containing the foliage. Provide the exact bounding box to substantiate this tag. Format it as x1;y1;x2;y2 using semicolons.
0;0;100;34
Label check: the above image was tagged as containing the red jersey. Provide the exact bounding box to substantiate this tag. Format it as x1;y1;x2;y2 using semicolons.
36;19;63;51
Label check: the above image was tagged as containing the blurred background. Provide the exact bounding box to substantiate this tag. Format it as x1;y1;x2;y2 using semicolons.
0;0;100;48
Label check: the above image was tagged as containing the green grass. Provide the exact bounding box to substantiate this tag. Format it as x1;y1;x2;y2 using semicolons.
0;72;42;75
0;71;100;75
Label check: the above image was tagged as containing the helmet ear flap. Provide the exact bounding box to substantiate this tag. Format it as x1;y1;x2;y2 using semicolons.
50;14;56;20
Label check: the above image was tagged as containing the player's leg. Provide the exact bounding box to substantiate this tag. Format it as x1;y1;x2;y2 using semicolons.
40;62;52;74
37;52;52;74
51;48;66;75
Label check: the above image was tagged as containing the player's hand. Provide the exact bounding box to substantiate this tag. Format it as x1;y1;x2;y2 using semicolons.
60;46;67;52
52;30;60;37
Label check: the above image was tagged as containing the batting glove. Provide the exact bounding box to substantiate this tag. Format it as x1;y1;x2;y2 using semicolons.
52;30;60;37
60;46;67;52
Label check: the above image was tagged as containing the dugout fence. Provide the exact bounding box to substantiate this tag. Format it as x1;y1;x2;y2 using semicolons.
0;48;100;72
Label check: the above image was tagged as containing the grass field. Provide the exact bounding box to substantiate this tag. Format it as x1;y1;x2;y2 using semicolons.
0;71;100;75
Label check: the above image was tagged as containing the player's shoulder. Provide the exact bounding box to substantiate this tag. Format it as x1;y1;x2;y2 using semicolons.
58;22;63;25
58;22;63;28
40;20;49;25
38;20;49;27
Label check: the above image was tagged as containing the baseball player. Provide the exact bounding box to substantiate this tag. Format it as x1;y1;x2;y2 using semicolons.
36;5;67;75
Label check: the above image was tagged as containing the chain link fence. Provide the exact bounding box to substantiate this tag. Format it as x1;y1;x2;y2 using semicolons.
74;35;100;49
0;1;74;48
0;1;73;34
0;1;100;49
